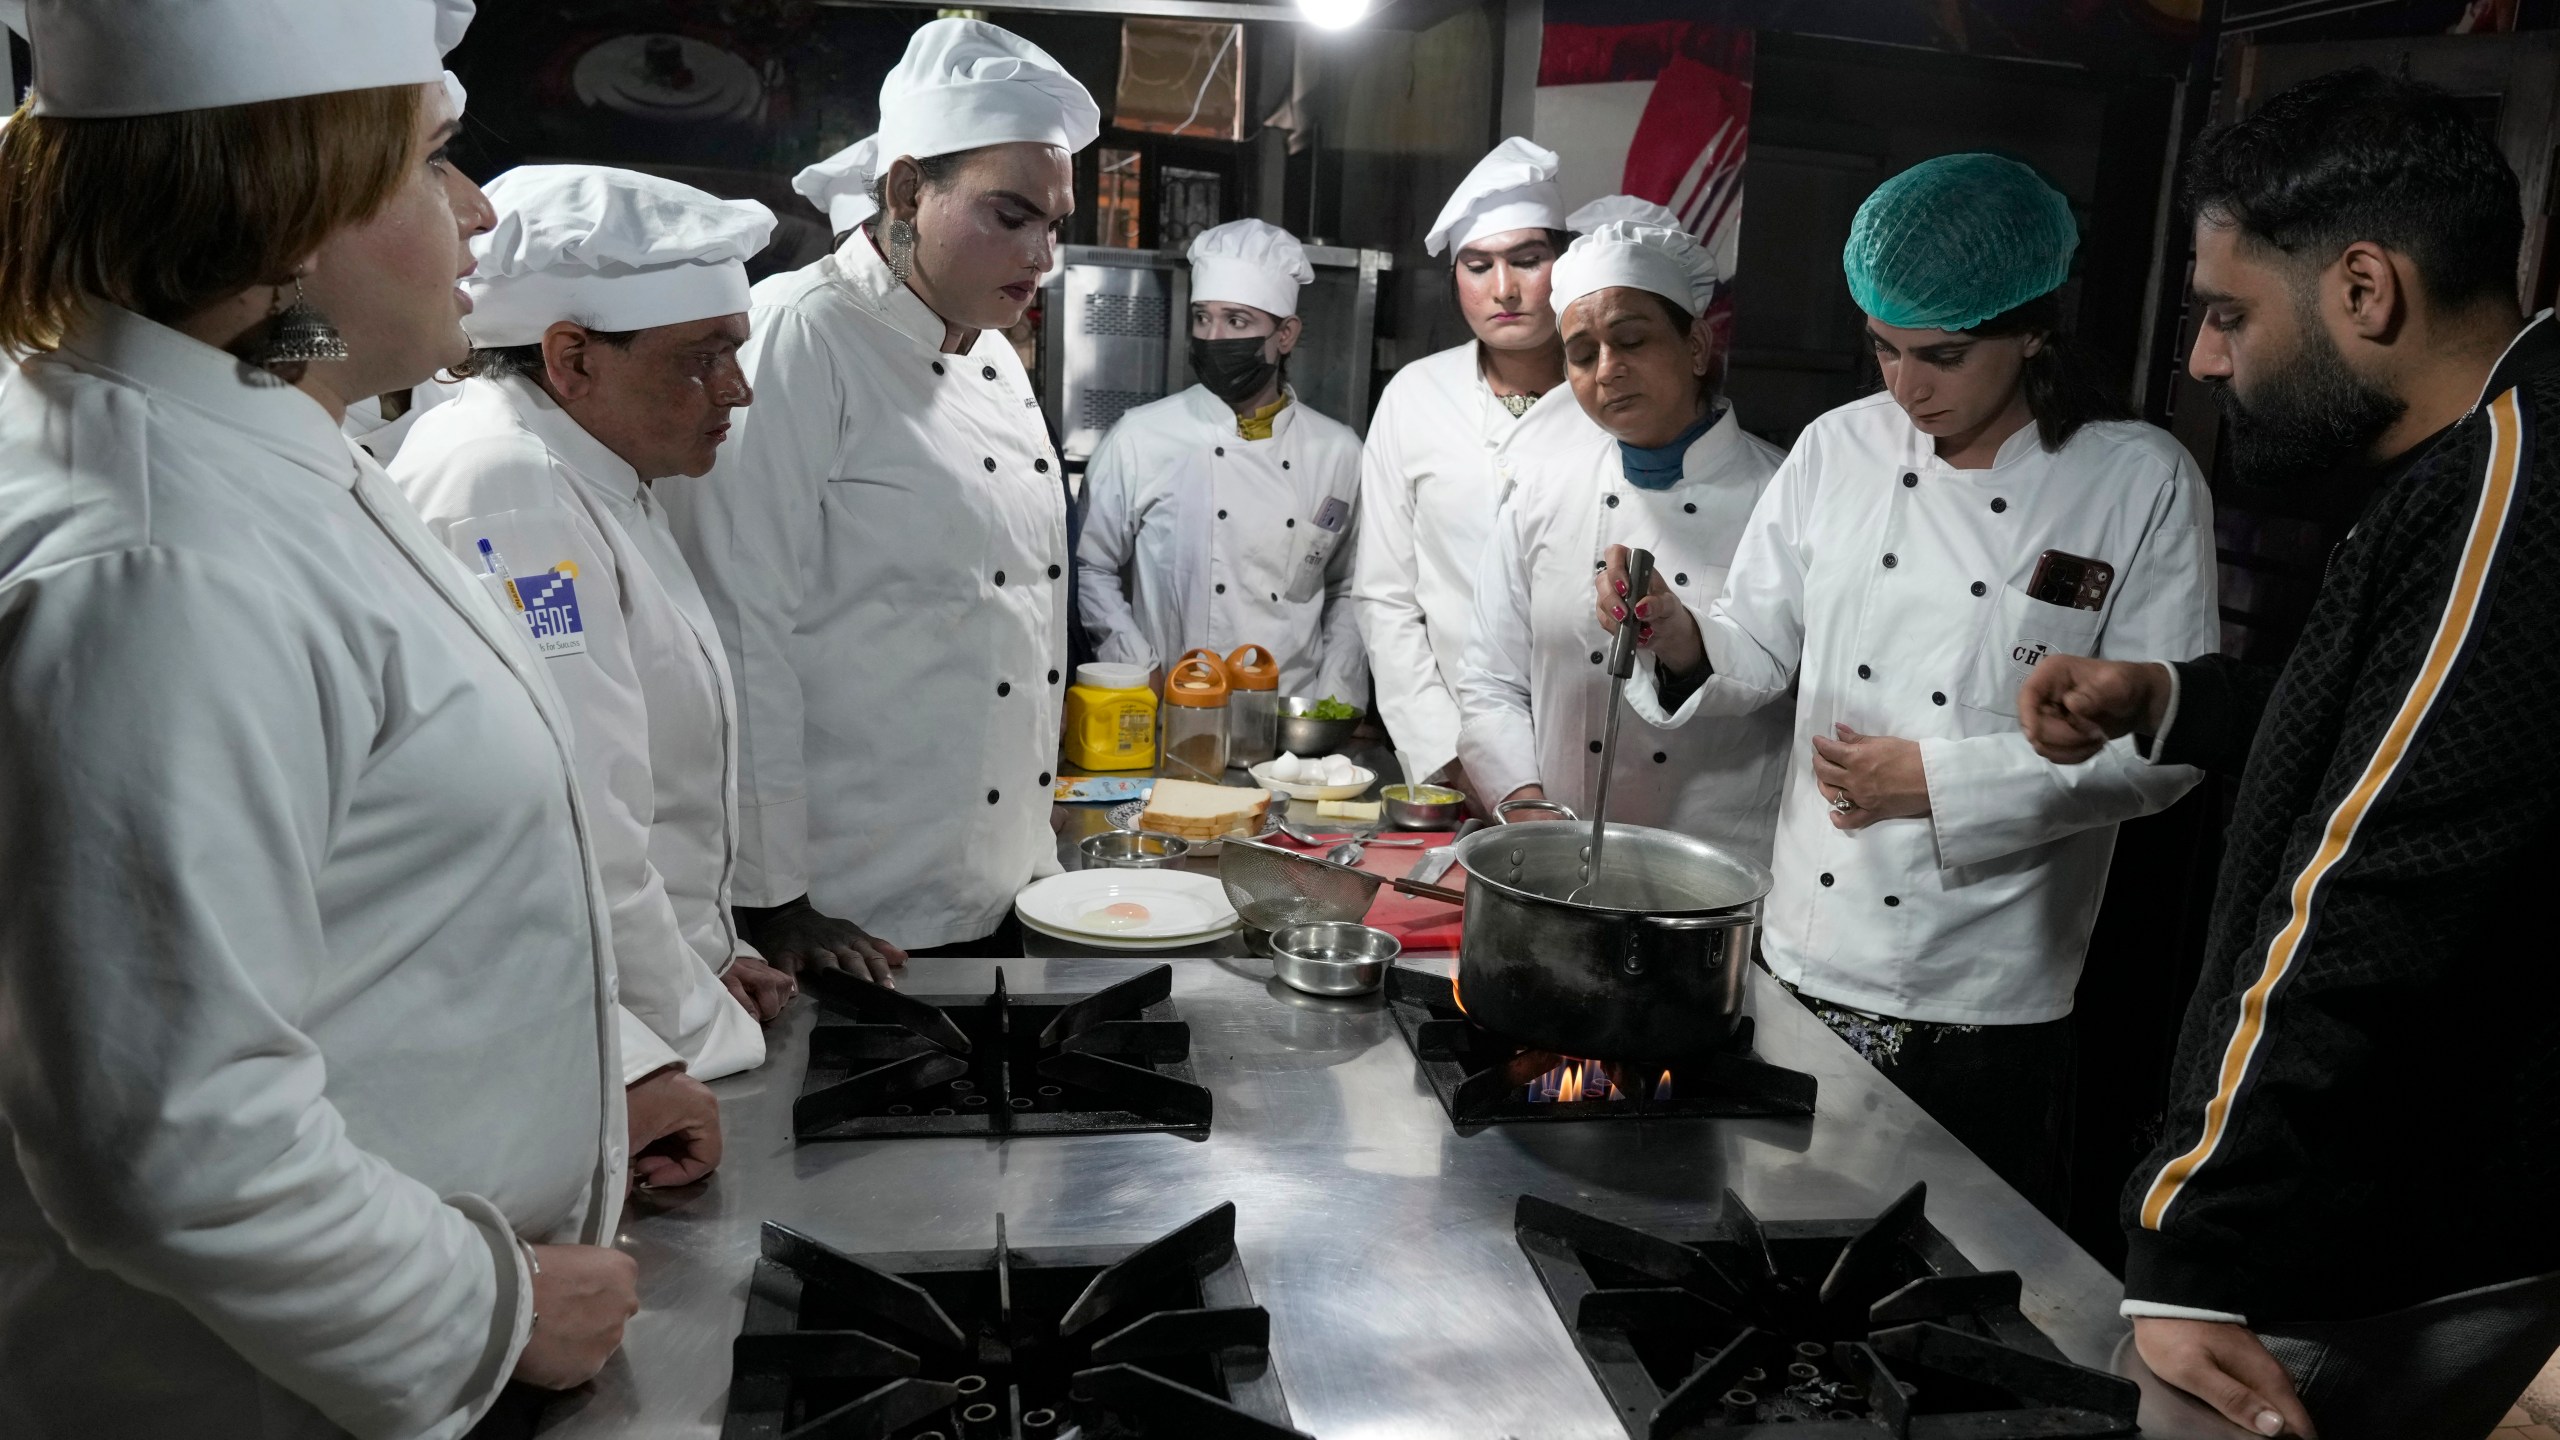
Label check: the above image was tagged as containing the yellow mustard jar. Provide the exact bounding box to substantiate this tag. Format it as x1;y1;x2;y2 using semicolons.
1063;662;1157;771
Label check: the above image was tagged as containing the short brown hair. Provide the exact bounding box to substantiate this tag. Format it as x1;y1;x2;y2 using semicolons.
0;84;422;354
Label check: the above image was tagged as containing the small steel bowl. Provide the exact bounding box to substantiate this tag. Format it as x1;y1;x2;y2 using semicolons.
1381;782;1465;830
1267;921;1400;997
1277;696;1363;757
1079;830;1192;869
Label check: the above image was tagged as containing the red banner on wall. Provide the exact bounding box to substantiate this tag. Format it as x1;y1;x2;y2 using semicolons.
1535;21;1754;343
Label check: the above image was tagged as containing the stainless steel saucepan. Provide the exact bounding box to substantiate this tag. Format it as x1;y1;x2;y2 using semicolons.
1448;799;1770;1062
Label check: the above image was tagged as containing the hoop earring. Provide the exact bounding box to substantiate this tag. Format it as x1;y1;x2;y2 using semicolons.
885;218;917;286
250;278;349;371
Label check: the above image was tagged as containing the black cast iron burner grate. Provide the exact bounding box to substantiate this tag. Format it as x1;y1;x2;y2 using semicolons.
1383;968;1816;1131
794;964;1211;1142
723;1202;1311;1440
1516;1185;2139;1438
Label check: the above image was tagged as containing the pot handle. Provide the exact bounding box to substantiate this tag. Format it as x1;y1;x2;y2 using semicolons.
1625;910;1753;977
1641;912;1754;933
1496;798;1580;823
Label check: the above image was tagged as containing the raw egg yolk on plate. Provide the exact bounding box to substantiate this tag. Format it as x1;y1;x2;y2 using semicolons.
1084;901;1153;931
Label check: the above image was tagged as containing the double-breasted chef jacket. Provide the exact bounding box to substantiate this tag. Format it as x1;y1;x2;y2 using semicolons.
662;231;1069;950
1076;384;1367;703
0;307;625;1439
1635;394;2217;1025
395;374;767;1082
1460;406;1791;863
1355;341;1613;781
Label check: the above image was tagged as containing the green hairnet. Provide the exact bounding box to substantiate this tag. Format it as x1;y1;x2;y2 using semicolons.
1843;153;2078;332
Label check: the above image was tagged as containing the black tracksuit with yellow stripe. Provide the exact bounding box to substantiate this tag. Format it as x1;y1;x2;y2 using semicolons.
2124;314;2560;1324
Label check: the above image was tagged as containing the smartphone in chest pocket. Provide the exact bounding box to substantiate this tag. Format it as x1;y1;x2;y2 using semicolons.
2027;549;2115;611
1283;495;1353;604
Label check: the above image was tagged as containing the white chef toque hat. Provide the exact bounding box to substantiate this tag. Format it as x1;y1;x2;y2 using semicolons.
1568;194;1685;234
1549;220;1722;320
793;135;882;236
1186;219;1315;320
873;19;1100;166
436;0;472;117
22;0;456;118
1425;136;1566;258
462;165;777;348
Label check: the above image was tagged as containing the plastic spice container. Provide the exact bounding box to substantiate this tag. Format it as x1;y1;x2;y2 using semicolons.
1158;648;1231;782
1063;662;1156;771
1224;644;1281;768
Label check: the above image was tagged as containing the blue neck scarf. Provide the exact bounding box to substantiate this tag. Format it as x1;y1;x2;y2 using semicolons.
1617;407;1722;490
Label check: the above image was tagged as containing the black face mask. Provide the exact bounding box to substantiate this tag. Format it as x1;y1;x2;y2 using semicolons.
2216;308;2407;491
1190;335;1280;407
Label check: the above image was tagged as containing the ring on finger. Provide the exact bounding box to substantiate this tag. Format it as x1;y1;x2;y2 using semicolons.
1831;787;1856;813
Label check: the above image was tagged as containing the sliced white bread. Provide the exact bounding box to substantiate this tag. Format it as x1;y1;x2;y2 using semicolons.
1138;779;1270;841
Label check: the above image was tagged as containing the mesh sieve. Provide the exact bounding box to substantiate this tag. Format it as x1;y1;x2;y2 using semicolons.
1218;839;1385;930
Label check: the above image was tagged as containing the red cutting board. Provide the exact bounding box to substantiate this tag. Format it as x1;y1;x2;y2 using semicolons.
1303;832;1468;956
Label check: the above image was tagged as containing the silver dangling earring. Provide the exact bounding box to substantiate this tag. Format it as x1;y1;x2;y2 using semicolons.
885;218;917;285
250;278;349;371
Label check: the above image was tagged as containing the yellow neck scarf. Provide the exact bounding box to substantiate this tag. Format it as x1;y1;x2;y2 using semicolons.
1237;393;1290;442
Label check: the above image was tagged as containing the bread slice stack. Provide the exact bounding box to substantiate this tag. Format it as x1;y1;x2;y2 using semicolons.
1138;779;1270;843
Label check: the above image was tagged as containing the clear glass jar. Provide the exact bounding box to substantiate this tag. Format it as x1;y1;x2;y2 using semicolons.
1223;644;1280;768
1158;648;1230;782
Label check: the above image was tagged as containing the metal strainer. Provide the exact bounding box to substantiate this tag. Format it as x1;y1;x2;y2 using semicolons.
1219;838;1466;931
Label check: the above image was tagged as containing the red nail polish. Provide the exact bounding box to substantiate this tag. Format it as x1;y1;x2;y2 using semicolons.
1615;580;1628;596
1613;605;1625;620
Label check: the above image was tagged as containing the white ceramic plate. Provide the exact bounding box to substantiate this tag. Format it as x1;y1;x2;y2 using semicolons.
1248;760;1374;802
1018;912;1240;953
1013;869;1239;942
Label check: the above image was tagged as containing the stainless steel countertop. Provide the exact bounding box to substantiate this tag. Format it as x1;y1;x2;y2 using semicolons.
539;934;2249;1438
541;772;2253;1438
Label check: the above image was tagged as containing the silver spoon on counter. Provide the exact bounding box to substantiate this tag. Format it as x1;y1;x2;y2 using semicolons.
1273;816;1428;850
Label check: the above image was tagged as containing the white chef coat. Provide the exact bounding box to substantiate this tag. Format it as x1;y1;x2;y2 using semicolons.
1633;394;2217;1025
1076;383;1366;703
394;374;767;1083
1355;341;1613;780
0;307;624;1439
661;231;1069;949
341;373;458;466
1460;407;1791;862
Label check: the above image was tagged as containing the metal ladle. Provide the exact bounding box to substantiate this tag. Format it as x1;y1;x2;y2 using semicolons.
1567;547;1654;905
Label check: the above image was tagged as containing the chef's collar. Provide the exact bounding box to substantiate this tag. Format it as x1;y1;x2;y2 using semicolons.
1473;345;1547;425
1907;407;2048;476
1185;381;1297;442
497;372;646;501
58;303;359;489
833;226;963;356
1237;391;1290;441
1617;406;1723;490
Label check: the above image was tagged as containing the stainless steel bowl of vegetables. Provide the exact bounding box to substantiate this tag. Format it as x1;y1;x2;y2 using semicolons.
1277;695;1362;757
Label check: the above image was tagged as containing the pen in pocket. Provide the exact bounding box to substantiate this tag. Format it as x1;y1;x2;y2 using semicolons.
476;537;526;610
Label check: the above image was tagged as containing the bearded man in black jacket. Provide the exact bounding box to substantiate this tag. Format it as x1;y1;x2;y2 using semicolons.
2021;68;2559;1440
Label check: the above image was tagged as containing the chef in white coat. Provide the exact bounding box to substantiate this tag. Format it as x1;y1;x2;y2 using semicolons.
1356;137;1612;797
1602;154;2217;1215
395;164;802;1083
1077;218;1367;704
0;0;688;1431
1460;219;1789;861
663;19;1094;955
